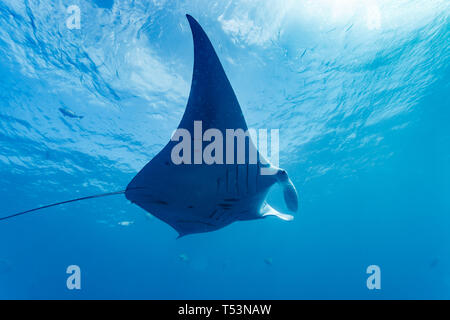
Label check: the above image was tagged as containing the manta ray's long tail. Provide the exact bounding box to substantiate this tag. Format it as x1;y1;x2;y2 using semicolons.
0;190;126;222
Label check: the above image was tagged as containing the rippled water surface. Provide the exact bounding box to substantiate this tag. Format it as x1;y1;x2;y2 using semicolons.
0;0;449;299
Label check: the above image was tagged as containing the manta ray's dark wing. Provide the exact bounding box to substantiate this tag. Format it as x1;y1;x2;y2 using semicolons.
180;14;248;132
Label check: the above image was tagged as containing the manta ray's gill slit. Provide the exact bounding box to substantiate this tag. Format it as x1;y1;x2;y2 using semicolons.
152;200;168;205
235;165;239;196
209;209;218;218
256;162;260;192
214;209;227;221
216;178;221;194
246;163;249;194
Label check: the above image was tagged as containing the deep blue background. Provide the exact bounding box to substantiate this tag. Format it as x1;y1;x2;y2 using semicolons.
0;0;448;299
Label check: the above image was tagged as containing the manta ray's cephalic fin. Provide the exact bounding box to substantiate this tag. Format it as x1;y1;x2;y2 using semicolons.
276;169;299;212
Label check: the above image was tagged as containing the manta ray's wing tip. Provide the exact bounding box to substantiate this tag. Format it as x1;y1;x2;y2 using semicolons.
185;14;205;35
185;14;197;25
186;14;199;35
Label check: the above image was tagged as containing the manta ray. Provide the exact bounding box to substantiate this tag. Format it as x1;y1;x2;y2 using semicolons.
1;15;299;237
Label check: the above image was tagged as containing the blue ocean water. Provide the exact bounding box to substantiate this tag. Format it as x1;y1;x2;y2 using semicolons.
0;0;448;299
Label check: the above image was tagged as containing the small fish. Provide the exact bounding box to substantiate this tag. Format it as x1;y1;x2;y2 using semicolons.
59;107;83;119
300;49;307;59
430;258;439;268
264;258;273;266
118;221;133;227
179;253;189;263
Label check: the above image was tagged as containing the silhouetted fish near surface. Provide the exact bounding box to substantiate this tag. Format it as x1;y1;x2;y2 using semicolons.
59;107;83;119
